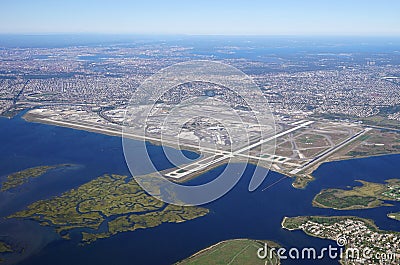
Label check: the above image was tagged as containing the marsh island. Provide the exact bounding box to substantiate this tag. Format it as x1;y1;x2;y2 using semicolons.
9;174;209;244
1;164;72;192
312;179;400;210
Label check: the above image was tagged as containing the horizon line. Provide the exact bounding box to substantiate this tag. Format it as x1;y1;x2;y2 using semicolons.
0;33;400;38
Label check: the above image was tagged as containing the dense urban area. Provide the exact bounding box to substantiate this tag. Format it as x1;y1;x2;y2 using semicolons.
1;42;400;122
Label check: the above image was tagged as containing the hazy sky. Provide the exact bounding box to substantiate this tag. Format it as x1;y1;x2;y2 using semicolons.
1;0;399;35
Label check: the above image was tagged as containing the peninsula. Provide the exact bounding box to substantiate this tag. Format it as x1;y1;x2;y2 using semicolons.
312;179;400;210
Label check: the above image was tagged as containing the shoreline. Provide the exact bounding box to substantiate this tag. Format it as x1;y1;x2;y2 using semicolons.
21;111;400;189
22;112;221;155
22;112;291;184
175;238;281;264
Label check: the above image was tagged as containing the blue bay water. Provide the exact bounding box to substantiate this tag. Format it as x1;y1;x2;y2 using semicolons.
0;114;399;265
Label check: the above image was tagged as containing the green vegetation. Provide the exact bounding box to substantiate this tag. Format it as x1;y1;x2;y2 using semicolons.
382;183;400;200
297;134;324;144
313;190;378;209
1;164;71;192
282;216;379;233
343;130;400;158
387;212;400;221
81;203;209;244
295;134;329;150
0;241;12;263
175;239;280;265
0;242;12;253
285;127;400;190
312;179;400;210
292;174;314;189
9;174;209;244
362;115;400;130
346;151;368;156
312;113;400;130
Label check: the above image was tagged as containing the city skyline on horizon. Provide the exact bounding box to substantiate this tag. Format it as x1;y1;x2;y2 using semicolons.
1;0;400;36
